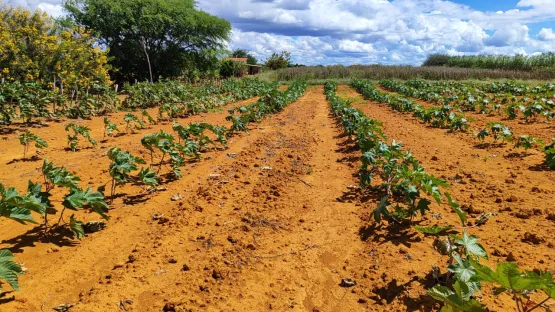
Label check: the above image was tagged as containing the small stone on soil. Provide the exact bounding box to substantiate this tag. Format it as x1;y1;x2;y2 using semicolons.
339;278;356;288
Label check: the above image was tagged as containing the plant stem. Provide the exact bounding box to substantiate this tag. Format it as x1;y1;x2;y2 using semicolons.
527;296;552;312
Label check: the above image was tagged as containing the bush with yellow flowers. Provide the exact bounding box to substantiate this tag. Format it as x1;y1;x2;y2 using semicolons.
0;5;115;124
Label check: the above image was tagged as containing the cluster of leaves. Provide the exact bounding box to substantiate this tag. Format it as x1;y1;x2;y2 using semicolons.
18;130;48;159
107;148;157;201
103;117;120;138
475;123;513;143
227;79;307;133
123;113;145;133
351;80;470;132
65;123;97;151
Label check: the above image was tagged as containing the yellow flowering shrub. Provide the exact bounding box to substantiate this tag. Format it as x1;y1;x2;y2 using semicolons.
0;5;111;90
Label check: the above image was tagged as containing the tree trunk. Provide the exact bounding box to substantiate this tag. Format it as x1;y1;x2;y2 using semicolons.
141;38;154;83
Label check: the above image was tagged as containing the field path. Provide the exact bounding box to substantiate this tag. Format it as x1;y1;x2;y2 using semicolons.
1;87;372;311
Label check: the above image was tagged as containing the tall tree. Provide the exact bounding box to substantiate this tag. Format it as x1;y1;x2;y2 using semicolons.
64;0;231;83
231;49;257;65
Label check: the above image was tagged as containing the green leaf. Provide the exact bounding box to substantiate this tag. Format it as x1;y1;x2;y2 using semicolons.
469;260;552;296
428;282;486;312
63;187;109;220
448;256;478;285
69;215;85;240
371;196;390;223
0;249;23;291
456;231;488;260
446;192;466;226
414;225;453;235
138;167;159;187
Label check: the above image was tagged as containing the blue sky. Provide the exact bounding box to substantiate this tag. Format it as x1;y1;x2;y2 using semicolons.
7;0;555;66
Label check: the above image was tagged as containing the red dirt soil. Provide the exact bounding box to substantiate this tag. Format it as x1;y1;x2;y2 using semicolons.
0;86;553;311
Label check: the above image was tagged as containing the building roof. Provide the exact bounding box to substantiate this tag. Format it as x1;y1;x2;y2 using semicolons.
224;58;248;63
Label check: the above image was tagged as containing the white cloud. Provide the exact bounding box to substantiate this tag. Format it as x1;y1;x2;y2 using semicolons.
4;0;555;65
538;28;555;41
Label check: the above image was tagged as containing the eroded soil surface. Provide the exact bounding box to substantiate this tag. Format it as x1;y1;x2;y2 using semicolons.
0;86;553;311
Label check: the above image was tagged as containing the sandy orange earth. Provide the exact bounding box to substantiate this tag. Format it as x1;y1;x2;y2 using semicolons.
0;86;553;311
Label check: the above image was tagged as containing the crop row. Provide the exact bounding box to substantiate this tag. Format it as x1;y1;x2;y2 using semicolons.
380;79;555;122
324;81;555;312
375;80;555;169
351;80;471;131
0;80;307;295
0;78;274;126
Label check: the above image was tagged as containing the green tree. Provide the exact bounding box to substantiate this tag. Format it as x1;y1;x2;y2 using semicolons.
220;60;247;78
232;49;257;65
265;51;291;70
64;0;231;83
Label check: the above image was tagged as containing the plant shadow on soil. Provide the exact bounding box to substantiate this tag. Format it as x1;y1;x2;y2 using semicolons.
358;223;421;248
529;162;553;172
369;276;439;311
2;226;78;254
7;155;42;164
0;292;16;304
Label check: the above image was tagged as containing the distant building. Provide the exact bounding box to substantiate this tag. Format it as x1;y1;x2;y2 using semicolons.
223;58;262;76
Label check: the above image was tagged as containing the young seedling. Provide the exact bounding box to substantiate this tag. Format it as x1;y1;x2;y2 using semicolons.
514;135;542;152
18;130;48;159
65;123;97;151
124;113;145;133
107;147;146;202
141;109;157;125
103;117;120;138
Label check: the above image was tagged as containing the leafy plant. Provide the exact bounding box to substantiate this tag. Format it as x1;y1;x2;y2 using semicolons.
18;130;48;159
514;135;542;151
65;123;97;151
107;147;146;201
123;113;145;133
141;109;157;125
103;117;120;138
62;186;109;239
137;167;159;189
476;123;512;143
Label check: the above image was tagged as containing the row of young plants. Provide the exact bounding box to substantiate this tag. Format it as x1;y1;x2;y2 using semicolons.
107;80;307;202
226;79;307;133
0;79;308;294
351;80;471;132
387;79;555;122
475;122;555;169
0;78;274;127
377;80;555;170
324;81;555;312
122;78;276;111
0;81;117;125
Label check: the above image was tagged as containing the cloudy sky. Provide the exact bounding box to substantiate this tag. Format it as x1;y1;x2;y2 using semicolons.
6;0;555;66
